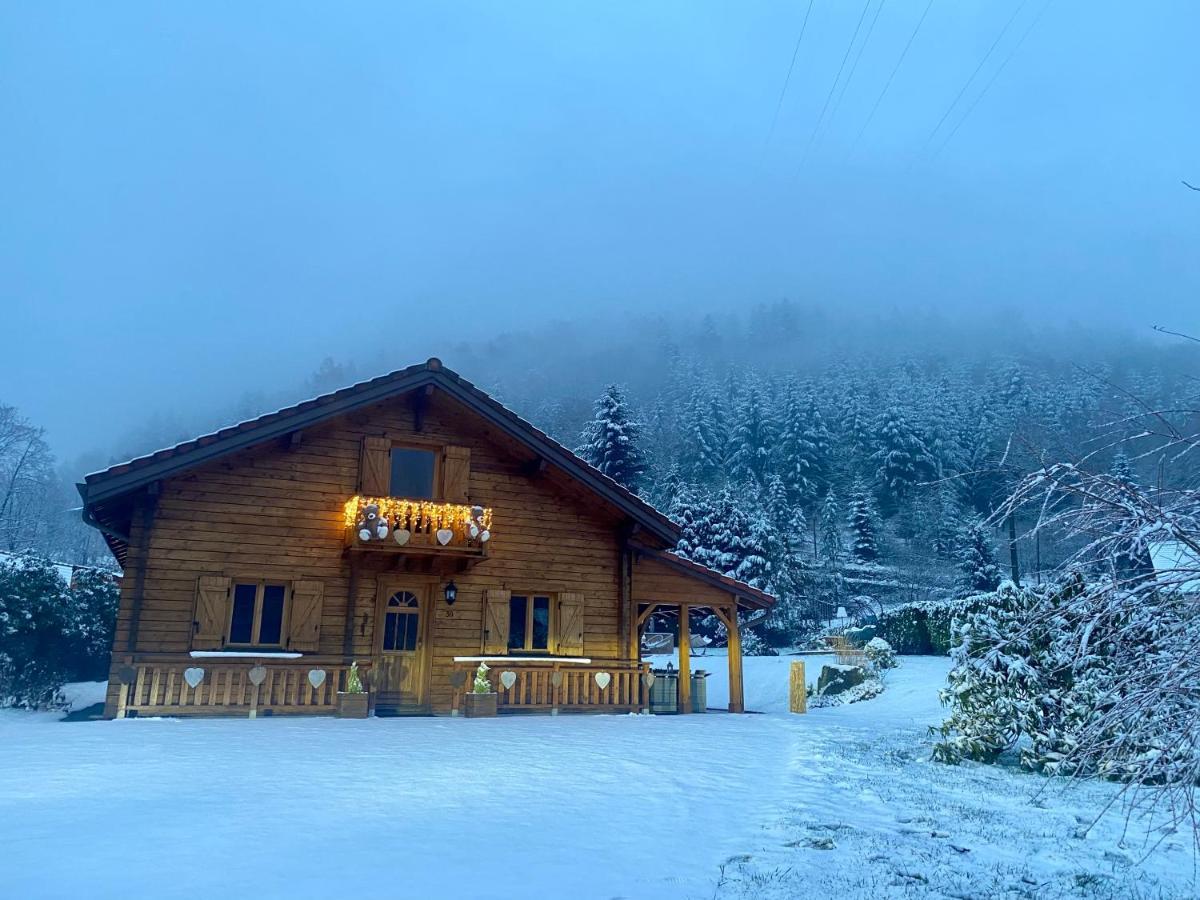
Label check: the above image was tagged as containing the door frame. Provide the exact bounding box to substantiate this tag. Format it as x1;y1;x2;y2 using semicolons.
373;576;436;710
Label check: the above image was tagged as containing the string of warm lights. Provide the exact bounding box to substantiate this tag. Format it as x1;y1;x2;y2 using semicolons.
342;495;494;534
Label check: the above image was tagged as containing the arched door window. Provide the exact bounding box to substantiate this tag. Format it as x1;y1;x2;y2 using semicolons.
382;591;421;652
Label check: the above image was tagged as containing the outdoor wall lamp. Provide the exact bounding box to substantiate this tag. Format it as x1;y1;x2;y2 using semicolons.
444;580;458;606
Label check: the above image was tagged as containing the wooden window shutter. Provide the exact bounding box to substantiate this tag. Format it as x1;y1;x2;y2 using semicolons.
286;580;325;652
192;575;230;650
482;588;511;655
359;436;391;496
556;592;586;656
442;445;471;502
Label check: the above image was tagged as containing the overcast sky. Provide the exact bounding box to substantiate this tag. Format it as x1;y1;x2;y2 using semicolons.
1;1;1197;459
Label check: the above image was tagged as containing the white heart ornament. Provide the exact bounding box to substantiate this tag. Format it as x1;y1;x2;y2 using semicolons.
550;671;564;688
499;670;517;690
435;528;454;546
594;672;611;690
248;665;267;686
183;667;205;689
641;673;656;689
307;669;326;689
393;528;411;546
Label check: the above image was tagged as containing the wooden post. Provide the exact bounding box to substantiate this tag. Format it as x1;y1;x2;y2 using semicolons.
726;603;745;713
677;604;691;714
789;660;807;714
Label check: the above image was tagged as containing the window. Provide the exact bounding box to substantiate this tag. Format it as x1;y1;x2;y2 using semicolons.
382;591;421;652
228;582;288;647
508;594;552;652
390;447;436;499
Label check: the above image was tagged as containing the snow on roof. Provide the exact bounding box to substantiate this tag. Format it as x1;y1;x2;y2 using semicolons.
1149;540;1200;594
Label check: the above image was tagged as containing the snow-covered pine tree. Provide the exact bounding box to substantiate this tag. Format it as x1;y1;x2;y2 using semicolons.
1110;450;1137;486
729;384;776;486
776;387;828;507
819;491;843;565
736;510;774;590
848;481;879;563
870;406;932;517
677;386;725;486
710;486;751;577
577;384;647;493
957;519;1001;593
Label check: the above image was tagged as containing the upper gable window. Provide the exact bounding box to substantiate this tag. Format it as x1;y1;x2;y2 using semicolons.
390;447;436;499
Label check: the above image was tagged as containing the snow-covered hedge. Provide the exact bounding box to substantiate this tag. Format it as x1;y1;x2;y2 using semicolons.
933;577;1198;788
872;593;992;655
0;555;118;708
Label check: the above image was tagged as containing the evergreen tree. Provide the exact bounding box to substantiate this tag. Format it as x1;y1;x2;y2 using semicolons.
958;520;1001;593
710;487;752;577
819;492;843;565
870;406;932;517
1111;451;1137;486
848;481;879;563
677;386;725;486
729;385;776;486
577;384;647;493
777;388;829;507
736;511;774;590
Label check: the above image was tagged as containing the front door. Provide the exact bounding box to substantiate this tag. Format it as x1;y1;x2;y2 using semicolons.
374;582;430;710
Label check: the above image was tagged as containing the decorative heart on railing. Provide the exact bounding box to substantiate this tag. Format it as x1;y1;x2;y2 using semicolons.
499;670;517;690
641;673;656;689
550;671;564;688
248;665;267;686
307;669;326;689
435;528;454;546
594;672;611;690
117;665;137;685
393;528;411;546
449;670;467;689
183;667;205;689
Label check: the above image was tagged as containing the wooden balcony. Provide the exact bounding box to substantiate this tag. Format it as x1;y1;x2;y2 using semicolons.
342;495;492;564
450;658;650;714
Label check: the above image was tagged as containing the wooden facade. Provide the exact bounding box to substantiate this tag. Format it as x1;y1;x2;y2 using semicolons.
81;358;774;719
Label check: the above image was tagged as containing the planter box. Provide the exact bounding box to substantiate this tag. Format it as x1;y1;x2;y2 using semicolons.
336;692;370;719
464;692;498;718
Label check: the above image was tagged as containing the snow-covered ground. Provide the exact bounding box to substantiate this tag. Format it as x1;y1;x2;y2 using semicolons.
0;659;1192;899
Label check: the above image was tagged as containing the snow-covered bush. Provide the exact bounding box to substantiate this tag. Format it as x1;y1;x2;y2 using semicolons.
344;661;365;693
0;554;118;708
863;637;896;671
738;626;777;657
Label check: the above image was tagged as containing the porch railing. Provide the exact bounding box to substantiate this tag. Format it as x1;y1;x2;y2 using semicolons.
116;656;369;718
450;658;651;714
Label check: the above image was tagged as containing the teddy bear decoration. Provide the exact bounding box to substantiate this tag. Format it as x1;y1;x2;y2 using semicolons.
356;502;390;542
468;505;491;543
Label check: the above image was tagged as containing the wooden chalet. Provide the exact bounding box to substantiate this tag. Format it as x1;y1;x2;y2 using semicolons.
79;358;774;719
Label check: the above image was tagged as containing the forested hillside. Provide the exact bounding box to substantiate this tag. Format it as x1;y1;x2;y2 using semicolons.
5;303;1196;647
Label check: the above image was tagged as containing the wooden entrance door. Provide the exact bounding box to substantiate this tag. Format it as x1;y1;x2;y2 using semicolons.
374;582;431;710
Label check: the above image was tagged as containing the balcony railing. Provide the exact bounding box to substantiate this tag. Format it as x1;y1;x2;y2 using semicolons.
342;495;493;556
117;656;368;717
450;658;650;714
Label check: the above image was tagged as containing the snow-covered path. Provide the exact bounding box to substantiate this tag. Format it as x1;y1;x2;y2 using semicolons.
0;659;1193;899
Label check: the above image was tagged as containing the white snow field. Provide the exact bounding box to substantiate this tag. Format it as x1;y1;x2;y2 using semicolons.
0;658;1192;900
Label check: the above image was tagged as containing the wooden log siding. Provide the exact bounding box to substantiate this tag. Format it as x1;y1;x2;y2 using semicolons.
103;392;634;717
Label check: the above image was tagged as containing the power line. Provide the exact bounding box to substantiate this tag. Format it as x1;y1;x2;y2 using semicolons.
847;0;937;159
795;0;874;176
931;0;1055;160
915;0;1030;161
761;0;817;156
823;0;889;141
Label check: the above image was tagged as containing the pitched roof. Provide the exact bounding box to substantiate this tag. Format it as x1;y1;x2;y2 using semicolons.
79;358;680;560
78;357;776;611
